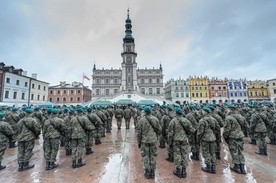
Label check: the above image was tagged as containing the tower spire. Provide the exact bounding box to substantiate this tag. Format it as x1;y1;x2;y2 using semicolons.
123;8;134;43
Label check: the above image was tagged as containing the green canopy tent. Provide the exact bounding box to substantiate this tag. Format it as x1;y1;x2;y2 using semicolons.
90;100;113;108
37;101;58;108
115;99;136;106
137;100;159;106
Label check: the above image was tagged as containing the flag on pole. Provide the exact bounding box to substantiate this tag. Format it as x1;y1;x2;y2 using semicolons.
83;73;90;81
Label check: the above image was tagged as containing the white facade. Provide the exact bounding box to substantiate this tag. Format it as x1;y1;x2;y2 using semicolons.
268;78;276;102
29;74;49;105
165;78;190;104
2;72;30;106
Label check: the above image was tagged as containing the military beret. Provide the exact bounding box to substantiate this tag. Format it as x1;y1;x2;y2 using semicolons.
47;108;52;114
175;107;183;115
189;105;196;110
144;106;152;114
227;105;236;109
208;106;216;111
202;107;211;113
12;107;19;111
69;109;75;114
87;107;92;112
167;105;174;111
34;107;40;111
52;109;60;115
25;108;34;114
0;112;6;118
77;108;84;113
63;108;69;113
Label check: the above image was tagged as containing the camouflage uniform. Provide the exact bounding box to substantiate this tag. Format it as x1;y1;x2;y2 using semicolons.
124;108;132;129
107;107;114;132
250;110;268;155
64;111;74;155
160;110;174;160
137;110;161;179
7;110;20;148
115;108;124;130
102;109;111;133
70;112;94;168
224;109;248;174
209;110;223;159
84;110;96;154
131;107;138;128
167;113;195;178
87;111;103;145
0;118;14;170
197;110;217;174
43;112;67;170
95;109;107;137
16;112;41;171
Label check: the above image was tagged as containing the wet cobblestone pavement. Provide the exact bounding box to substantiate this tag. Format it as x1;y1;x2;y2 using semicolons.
0;118;276;183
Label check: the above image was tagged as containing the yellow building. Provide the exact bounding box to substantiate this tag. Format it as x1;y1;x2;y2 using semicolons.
247;80;269;101
189;76;210;103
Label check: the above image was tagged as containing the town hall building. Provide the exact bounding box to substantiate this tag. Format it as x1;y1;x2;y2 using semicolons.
92;10;164;98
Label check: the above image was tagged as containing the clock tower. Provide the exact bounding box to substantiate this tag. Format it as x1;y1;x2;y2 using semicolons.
121;9;139;93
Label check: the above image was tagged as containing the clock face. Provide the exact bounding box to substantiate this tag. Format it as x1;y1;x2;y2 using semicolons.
127;56;131;63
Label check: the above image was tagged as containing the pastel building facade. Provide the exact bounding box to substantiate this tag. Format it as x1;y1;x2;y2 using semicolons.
227;79;248;103
209;78;228;103
247;80;269;101
189;76;210;103
164;78;190;104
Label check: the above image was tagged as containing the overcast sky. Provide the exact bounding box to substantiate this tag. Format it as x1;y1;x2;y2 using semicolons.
1;0;276;87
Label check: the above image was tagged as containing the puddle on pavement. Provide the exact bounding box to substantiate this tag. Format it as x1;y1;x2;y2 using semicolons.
245;168;257;183
98;153;124;183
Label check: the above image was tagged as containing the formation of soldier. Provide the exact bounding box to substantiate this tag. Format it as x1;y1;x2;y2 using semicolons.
0;101;275;180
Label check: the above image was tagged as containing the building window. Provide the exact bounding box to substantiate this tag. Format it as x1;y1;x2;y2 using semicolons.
31;94;34;100
25;82;28;87
105;79;109;84
149;78;152;84
231;93;233;97
196;93;198;97
57;97;60;102
181;93;184;97
223;86;226;90
157;78;160;84
96;79;100;84
22;93;25;100
58;90;60;94
176;93;179;97
141;88;145;94
218;87;221;90
77;90;81;94
255;92;258;96
261;92;264;96
176;87;179;91
273;83;275;86
71;90;74;94
141;78;144;84
114;89;118;94
64;90;66;94
199;87;202;90
16;80;20;85
63;97;66;102
128;77;131;83
6;78;10;83
205;87;207;90
235;93;237;97
244;93;247;96
49;98;52;102
192;93;194;97
250;92;253;96
211;87;214;90
4;91;9;98
70;97;73;102
156;88;160;95
192;87;194;90
96;89;100;95
114;78;118;84
37;95;40;100
38;85;41;90
43;96;45;101
186;93;189;97
149;88;153;94
77;97;80;102
32;84;35;89
240;93;242;96
106;89;110;95
43;86;46;91
200;93;202;97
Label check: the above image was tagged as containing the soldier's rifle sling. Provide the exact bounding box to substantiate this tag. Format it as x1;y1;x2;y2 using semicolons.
22;120;39;139
145;116;159;136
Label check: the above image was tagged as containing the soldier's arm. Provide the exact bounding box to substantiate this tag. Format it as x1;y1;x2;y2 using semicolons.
184;119;196;134
4;123;14;136
196;120;204;141
167;121;174;145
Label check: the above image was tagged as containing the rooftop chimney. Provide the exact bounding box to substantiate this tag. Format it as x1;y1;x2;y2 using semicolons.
31;73;37;79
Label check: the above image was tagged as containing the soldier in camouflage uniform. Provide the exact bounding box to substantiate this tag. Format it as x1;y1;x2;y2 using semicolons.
185;105;200;160
87;108;103;145
7;107;20;148
31;107;44;128
64;109;75;156
197;107;217;174
124;107;132;129
102;107;111;133
16;108;41;172
209;105;224;160
115;107;124;130
223;105;248;174
262;103;276;145
167;107;195;178
0;113;14;170
107;106;114;132
43;109;67;170
95;107;107;137
84;107;96;155
131;106;138;128
137;106;161;179
70;108;94;168
246;107;256;144
250;105;268;156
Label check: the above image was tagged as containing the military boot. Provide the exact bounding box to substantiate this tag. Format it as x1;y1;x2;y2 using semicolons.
191;152;199;160
9;142;17;148
72;160;77;168
255;148;264;155
86;148;92;155
77;158;86;168
202;164;212;173
165;154;174;162
65;149;71;156
50;162;58;170
144;169;151;179
18;163;24;172
263;147;268;156
240;164;246;174
173;167;182;178
230;164;241;174
159;140;166;149
211;164;216;174
150;169;155;179
181;167;187;178
216;152;221;160
60;139;65;147
45;161;51;170
23;162;35;171
0;161;6;170
249;139;256;145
